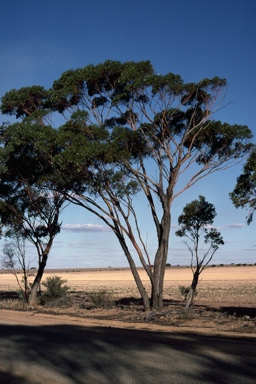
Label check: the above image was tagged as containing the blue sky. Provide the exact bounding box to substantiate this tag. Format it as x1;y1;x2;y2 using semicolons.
0;0;255;268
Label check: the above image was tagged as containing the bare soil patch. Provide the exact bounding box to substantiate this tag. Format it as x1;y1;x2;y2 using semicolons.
0;266;255;336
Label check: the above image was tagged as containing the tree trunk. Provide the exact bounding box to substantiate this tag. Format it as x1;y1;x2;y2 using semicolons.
151;210;171;309
117;235;151;311
28;221;58;306
28;251;48;306
185;268;200;309
22;268;30;303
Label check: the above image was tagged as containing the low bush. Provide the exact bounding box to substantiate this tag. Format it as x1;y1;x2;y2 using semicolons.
87;290;115;308
40;276;70;305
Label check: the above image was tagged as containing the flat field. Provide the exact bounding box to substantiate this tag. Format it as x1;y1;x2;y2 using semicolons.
1;265;255;304
0;266;255;335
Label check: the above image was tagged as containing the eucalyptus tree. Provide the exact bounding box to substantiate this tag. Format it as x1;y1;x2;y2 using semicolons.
47;60;252;310
176;195;224;308
230;149;256;224
0;121;66;305
1;60;253;311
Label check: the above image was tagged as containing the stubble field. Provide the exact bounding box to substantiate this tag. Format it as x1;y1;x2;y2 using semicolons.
0;266;255;336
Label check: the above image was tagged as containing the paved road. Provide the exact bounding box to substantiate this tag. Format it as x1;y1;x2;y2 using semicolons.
0;318;255;383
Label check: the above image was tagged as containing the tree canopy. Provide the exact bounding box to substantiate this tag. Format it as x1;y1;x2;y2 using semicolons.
230;149;256;224
176;195;224;256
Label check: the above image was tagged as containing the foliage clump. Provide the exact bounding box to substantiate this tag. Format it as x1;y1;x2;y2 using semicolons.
40;276;70;305
230;149;256;224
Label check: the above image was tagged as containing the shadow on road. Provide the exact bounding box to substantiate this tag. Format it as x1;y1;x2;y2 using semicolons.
0;323;255;384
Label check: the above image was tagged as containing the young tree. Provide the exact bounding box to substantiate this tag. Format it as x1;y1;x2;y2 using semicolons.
2;232;31;303
1;60;252;311
0;121;66;305
230;149;256;224
176;195;224;308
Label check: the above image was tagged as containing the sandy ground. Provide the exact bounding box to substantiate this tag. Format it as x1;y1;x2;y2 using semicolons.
0;266;255;336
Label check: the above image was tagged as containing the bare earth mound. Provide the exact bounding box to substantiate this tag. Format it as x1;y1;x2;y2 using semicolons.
0;266;255;337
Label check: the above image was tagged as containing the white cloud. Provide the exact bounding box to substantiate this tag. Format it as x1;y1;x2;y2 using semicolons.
226;224;247;229
62;223;111;233
208;223;247;231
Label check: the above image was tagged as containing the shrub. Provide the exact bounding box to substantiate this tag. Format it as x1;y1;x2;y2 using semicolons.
87;290;115;308
40;276;70;304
